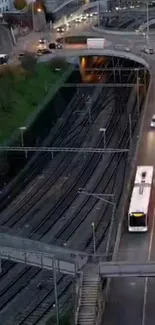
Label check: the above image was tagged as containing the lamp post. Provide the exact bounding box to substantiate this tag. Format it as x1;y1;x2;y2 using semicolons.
78;188;115;258
53;259;59;325
146;1;149;46
91;222;96;255
99;128;106;149
19;126;26;147
19;126;27;158
97;0;100;27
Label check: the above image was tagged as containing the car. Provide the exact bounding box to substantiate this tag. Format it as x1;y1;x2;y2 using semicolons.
150;115;155;127
81;15;87;20
66;22;71;27
75;17;81;23
0;54;9;65
56;26;65;33
86;13;93;17
49;42;62;50
39;38;46;45
17;53;24;59
149;48;154;54
37;48;51;56
56;43;63;49
142;48;154;54
125;47;130;52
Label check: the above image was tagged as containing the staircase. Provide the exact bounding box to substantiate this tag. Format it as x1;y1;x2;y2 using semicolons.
77;264;100;325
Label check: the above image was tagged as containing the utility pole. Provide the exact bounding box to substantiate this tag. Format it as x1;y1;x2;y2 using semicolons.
137;71;140;117
129;113;132;155
99;128;106;149
146;1;150;46
97;0;100;27
78;189;115;258
53;259;59;325
105;203;116;257
19;126;27;159
86;100;92;125
91;222;96;255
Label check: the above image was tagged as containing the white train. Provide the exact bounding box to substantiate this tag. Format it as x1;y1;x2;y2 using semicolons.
128;166;154;232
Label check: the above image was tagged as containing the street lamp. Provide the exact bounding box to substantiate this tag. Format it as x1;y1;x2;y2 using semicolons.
99;128;106;149
78;188;116;258
53;259;59;325
91;222;96;255
97;0;100;26
19;126;27;158
19;126;26;147
146;1;150;46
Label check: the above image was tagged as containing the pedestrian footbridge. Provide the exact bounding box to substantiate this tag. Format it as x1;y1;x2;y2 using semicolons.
0;232;88;275
0;232;155;277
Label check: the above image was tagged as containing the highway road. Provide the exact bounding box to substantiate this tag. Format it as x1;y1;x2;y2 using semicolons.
102;38;155;325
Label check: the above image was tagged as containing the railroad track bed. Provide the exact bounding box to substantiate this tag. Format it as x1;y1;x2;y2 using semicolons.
0;73;145;325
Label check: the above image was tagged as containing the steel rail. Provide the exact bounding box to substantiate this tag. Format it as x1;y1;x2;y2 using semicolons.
0;88;116;304
29;99;119;238
21;90;138;323
0;146;129;153
0;92;86;212
0;89;111;227
54;83;144;88
8;110;127;325
55;124;129;244
14;103;131;325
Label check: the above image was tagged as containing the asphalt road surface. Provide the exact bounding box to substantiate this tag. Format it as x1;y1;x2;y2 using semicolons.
103;58;155;325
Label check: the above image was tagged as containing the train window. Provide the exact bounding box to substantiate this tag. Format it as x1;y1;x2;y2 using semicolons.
142;171;146;178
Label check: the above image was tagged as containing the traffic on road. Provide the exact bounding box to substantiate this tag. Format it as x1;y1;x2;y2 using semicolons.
1;3;155;325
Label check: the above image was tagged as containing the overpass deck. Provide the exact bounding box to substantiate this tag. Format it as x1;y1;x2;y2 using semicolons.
0;232;88;275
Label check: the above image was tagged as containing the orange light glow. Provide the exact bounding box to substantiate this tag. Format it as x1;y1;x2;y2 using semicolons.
81;57;86;69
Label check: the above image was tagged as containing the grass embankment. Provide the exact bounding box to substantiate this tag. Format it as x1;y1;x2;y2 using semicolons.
0;58;69;143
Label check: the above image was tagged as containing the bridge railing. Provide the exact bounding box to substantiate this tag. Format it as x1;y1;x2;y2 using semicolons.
74;271;83;325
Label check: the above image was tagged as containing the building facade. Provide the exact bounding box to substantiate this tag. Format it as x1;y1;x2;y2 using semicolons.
0;0;11;14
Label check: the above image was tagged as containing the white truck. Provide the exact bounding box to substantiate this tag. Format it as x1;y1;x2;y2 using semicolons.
87;38;105;49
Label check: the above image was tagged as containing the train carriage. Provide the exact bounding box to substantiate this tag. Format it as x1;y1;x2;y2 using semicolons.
128;166;154;232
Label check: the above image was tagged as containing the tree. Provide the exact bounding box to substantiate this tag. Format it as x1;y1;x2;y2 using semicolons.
20;52;37;74
14;0;27;10
0;76;14;112
0;155;9;177
0;66;15;112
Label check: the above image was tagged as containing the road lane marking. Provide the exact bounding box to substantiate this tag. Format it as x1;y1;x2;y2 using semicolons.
142;207;155;325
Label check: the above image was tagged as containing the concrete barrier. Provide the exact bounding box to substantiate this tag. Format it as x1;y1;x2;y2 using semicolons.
102;56;151;310
92;24;155;36
52;48;149;69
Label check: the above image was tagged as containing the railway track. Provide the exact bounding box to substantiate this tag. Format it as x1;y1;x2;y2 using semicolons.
0;88;114;226
0;79;142;324
7;123;131;325
0;89;91;210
